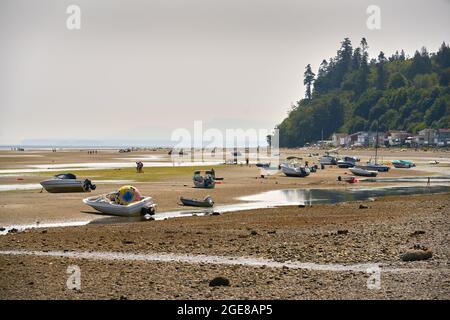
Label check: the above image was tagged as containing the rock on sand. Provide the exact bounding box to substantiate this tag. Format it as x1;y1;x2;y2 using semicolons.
400;249;433;261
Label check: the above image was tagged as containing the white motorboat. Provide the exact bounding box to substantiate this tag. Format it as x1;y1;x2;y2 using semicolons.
40;173;96;193
83;195;156;216
280;157;310;177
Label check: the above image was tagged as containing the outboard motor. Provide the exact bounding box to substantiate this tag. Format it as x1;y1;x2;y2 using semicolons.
83;179;96;191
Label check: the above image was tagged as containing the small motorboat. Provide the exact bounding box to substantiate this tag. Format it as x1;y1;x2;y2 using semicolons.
319;155;338;165
280;157;310;177
83;196;156;216
338;176;358;183
337;156;358;168
349;167;378;177
83;186;156;216
256;162;271;168
40;173;96;193
392;160;415;168
180;195;214;207
193;170;216;188
359;163;390;172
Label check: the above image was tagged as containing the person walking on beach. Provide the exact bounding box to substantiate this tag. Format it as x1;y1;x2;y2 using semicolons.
136;161;144;173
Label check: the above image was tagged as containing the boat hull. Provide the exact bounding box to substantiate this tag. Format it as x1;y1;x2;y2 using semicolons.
280;164;310;177
40;179;90;193
349;167;378;177
359;164;390;172
180;197;214;207
83;196;156;216
337;161;355;168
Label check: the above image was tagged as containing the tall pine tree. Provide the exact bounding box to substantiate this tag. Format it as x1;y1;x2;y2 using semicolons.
303;64;315;100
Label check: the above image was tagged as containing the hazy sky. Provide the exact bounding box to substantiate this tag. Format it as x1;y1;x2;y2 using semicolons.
0;0;449;145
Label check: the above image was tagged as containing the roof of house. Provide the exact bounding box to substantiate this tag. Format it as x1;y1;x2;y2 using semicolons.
333;133;347;137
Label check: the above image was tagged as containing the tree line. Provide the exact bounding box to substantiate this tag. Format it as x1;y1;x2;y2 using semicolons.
278;38;450;147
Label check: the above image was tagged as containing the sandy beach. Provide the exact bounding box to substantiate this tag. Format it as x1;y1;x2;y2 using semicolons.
0;148;449;299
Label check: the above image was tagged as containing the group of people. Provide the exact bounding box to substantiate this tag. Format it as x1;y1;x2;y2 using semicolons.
88;150;98;155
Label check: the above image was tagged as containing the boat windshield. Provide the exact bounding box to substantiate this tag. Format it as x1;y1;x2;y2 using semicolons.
54;173;77;179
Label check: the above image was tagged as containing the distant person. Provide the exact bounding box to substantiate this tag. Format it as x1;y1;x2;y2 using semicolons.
136;161;144;173
246;157;249;166
210;168;215;178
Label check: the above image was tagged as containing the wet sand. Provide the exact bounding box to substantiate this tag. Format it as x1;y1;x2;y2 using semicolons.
0;193;449;299
0;148;449;299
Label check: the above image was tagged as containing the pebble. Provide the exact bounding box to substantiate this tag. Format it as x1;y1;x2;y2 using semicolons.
209;277;230;287
359;204;368;209
337;229;348;235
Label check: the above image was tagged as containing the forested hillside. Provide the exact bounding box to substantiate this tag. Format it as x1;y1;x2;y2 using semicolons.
278;39;450;147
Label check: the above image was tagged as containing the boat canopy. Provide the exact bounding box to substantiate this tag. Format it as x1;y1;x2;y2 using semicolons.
286;156;303;160
54;173;77;179
194;170;214;175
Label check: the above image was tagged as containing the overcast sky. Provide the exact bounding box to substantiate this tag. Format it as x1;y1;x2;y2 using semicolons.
0;0;449;145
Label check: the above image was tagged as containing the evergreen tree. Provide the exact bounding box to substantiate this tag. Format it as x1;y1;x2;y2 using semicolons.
408;47;432;78
303;64;315;100
399;50;406;61
376;51;389;90
436;42;450;68
352;48;362;69
356;38;369;94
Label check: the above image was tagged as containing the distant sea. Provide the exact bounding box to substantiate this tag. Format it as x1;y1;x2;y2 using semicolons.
0;145;169;151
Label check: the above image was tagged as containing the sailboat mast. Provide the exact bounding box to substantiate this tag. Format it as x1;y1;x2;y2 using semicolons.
375;122;379;164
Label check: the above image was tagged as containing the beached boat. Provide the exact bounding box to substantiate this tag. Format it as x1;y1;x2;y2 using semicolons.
349;167;378;177
180;195;214;207
337;156;358;168
359;163;390;172
256;162;271;168
280;157;310;177
83;195;156;216
338;176;358;183
40;173;96;193
319;155;338;165
193;170;216;188
391;160;415;168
